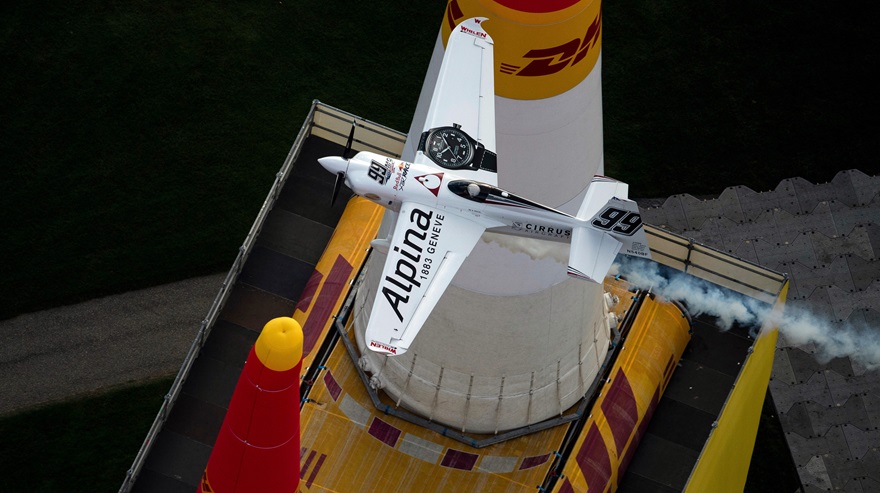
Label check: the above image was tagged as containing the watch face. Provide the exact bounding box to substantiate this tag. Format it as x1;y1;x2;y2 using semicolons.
426;127;474;168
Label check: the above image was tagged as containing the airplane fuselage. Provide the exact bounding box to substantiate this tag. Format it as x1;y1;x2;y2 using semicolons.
325;151;583;243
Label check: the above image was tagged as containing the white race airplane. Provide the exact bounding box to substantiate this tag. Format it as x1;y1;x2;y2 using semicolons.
319;18;650;356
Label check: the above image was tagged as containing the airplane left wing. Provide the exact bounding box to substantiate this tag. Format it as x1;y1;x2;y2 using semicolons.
414;17;498;186
365;201;489;355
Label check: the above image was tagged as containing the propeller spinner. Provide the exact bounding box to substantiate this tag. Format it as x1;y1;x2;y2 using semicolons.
319;156;350;205
322;121;357;206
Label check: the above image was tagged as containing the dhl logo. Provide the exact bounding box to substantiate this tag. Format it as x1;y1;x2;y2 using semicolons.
445;0;466;32
444;0;603;99
500;10;601;77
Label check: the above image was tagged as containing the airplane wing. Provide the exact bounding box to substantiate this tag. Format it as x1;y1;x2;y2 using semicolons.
365;201;487;355
414;17;498;186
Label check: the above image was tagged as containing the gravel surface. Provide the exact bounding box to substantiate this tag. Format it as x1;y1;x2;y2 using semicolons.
0;273;226;416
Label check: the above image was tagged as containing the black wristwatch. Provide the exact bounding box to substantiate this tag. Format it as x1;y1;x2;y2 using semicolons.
418;124;497;173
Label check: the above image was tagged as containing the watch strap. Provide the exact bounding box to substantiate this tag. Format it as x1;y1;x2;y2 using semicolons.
473;144;497;173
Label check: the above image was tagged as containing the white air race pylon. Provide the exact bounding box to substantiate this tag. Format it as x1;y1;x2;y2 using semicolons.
354;1;620;434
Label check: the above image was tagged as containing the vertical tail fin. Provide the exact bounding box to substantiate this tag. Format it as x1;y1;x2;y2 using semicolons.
567;176;651;282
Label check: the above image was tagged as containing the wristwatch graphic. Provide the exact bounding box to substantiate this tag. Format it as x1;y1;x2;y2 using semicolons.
418;123;497;172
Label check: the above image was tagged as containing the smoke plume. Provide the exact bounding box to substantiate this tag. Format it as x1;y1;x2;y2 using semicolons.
613;256;880;370
482;232;570;264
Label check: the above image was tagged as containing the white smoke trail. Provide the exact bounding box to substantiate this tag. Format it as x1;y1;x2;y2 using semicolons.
611;257;764;330
481;232;570;264
613;256;880;370
476;236;880;369
769;308;880;370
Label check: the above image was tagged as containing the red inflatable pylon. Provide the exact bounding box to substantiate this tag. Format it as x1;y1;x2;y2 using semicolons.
198;317;303;493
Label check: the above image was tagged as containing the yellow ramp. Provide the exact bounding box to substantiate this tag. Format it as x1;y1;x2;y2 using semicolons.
300;321;569;492
684;282;788;492
554;294;691;492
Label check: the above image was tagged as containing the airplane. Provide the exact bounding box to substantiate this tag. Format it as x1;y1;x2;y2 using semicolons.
318;17;650;356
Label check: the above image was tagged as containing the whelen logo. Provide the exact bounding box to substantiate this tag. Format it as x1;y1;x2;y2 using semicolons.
460;24;487;38
501;10;602;77
370;340;397;354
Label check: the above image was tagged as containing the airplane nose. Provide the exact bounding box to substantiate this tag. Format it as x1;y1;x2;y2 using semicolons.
318;156;348;175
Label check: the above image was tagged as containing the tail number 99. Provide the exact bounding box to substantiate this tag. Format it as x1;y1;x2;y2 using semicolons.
591;207;642;235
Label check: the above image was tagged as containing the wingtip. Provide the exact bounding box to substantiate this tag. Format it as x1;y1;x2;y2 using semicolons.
456;17;493;43
567;266;600;283
367;339;405;356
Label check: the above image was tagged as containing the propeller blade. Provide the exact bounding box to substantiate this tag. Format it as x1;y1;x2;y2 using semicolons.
331;171;345;206
323;122;354;207
343;121;356;159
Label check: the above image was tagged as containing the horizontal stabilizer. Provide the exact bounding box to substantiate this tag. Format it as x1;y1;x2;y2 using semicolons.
577;176;630;219
568;175;651;282
580;176;651;259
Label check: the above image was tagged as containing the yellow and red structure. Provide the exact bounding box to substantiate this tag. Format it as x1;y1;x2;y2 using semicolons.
292;197;384;370
441;0;602;100
555;296;691;491
197;317;304;493
193;136;785;492
682;285;788;492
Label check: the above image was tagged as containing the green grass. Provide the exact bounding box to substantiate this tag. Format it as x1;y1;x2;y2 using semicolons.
0;0;441;318
0;377;173;493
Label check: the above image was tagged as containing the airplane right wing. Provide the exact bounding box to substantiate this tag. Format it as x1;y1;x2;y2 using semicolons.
365;201;491;356
414;17;498;186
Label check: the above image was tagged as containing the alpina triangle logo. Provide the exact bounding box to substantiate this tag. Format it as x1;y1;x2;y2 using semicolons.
415;173;443;196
